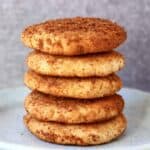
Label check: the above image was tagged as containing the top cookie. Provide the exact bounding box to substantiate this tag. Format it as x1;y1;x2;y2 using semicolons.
21;17;127;56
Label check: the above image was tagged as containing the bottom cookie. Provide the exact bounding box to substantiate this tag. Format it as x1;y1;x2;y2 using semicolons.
24;114;127;145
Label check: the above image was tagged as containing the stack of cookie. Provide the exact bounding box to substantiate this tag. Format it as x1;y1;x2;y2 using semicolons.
21;17;127;145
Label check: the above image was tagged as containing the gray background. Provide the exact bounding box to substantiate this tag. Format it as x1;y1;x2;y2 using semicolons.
0;0;150;91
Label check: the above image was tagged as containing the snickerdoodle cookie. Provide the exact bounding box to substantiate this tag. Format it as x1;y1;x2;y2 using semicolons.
27;50;125;77
25;91;124;124
24;113;127;145
24;70;122;99
21;17;126;56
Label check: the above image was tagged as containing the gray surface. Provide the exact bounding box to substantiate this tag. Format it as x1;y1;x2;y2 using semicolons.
0;0;150;91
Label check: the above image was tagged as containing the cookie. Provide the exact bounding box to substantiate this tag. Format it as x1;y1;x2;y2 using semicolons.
24;113;127;145
27;50;125;77
25;91;124;124
21;17;126;56
24;70;122;99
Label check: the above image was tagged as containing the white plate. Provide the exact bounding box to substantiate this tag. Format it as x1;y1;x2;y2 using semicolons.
0;87;150;150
